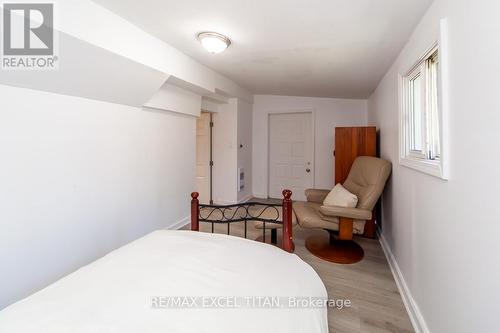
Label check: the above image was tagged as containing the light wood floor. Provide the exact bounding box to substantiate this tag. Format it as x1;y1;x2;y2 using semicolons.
186;198;414;333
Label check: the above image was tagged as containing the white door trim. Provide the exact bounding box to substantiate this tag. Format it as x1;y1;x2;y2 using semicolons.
267;110;315;200
195;111;212;204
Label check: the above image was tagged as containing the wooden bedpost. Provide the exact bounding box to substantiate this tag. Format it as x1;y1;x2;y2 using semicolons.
191;192;199;231
282;189;294;253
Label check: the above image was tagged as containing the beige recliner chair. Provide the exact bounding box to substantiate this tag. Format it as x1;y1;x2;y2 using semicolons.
294;156;392;264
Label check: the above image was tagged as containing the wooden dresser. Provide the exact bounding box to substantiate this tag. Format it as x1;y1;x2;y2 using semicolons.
334;126;377;237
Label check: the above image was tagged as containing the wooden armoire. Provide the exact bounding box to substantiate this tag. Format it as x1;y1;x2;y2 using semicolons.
334;127;378;238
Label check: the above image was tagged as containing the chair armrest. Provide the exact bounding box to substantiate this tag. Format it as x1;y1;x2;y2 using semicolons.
305;189;330;203
319;205;372;220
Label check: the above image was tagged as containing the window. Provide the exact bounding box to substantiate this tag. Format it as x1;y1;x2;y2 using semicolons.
400;44;445;178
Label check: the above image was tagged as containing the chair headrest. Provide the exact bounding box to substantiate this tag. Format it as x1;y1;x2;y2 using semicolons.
343;156;392;210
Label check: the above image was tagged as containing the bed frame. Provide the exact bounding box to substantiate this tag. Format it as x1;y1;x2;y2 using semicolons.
190;190;294;252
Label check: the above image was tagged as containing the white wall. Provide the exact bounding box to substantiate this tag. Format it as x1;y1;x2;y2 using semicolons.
252;95;368;198
0;85;196;309
237;100;253;202
368;0;500;332
144;82;202;117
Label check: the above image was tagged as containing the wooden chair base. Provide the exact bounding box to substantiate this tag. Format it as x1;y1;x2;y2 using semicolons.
305;232;364;264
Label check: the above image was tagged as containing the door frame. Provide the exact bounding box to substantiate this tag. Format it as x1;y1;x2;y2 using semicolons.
196;111;214;204
267;110;316;199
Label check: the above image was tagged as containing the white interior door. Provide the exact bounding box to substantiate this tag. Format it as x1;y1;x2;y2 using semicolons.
269;112;313;201
196;112;211;204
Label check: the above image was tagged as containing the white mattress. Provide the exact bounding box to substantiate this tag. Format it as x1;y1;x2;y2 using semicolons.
0;230;328;333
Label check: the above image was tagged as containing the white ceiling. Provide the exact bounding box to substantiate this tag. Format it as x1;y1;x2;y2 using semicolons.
94;0;433;99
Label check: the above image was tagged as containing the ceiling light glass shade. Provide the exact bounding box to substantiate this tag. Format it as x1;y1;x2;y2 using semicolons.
198;32;231;54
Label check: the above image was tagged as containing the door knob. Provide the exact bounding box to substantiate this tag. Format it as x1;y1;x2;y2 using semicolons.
306;168;311;173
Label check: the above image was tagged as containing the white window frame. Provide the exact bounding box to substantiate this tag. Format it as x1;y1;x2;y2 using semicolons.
405;65;427;160
399;41;448;180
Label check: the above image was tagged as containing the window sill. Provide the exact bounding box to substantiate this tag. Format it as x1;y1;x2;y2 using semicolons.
400;156;447;180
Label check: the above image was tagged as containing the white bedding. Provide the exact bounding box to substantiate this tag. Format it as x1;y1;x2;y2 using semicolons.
0;230;328;333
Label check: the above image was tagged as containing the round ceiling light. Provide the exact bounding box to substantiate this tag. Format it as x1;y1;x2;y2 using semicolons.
197;32;231;54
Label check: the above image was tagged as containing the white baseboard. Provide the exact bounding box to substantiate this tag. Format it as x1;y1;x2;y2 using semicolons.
238;194;253;203
214;200;236;205
378;230;430;333
167;216;190;230
252;193;268;199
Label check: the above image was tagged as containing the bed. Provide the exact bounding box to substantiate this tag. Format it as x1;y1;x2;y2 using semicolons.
0;230;328;332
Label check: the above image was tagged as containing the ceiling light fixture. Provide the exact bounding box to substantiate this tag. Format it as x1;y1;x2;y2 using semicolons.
197;32;231;54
